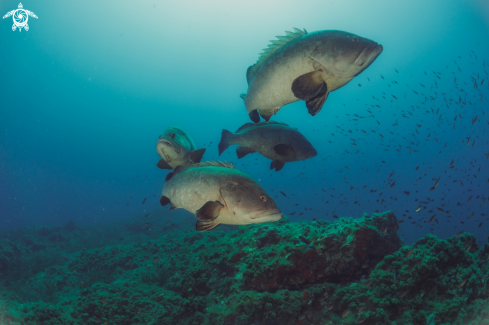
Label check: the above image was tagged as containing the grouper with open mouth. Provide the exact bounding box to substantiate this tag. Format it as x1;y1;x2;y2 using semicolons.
241;28;383;122
156;126;206;170
160;161;282;231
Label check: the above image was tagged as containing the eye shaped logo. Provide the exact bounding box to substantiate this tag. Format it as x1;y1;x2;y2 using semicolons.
2;3;38;32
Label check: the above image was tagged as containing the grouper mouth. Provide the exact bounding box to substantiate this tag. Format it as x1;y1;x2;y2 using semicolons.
157;138;181;155
306;148;318;159
354;43;383;67
249;208;283;220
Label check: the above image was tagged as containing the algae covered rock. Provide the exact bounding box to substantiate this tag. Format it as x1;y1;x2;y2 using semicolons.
238;211;401;291
0;240;21;275
1;210;488;325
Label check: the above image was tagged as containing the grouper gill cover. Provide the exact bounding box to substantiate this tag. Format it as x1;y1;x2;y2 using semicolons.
1;0;489;324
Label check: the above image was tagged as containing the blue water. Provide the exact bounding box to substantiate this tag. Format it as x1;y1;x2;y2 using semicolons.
1;0;488;246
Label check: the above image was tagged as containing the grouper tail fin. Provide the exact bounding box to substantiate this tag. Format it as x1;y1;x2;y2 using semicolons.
218;129;233;156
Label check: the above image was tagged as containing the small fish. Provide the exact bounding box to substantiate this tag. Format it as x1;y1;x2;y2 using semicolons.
458;279;467;287
142;198;147;205
365;279;373;287
416;205;422;212
429;215;436;223
342;308;350;318
467;196;472;204
326;303;334;310
434;178;440;187
406;248;414;258
279;191;287;197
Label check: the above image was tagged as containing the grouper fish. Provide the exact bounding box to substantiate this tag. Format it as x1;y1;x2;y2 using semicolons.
156;126;206;169
218;121;317;171
160;161;282;231
241;28;383;122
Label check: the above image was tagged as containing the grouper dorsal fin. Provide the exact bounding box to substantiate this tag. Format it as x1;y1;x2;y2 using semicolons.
236;123;256;133
235;121;289;133
189;160;235;169
256;121;289;127
247;27;308;84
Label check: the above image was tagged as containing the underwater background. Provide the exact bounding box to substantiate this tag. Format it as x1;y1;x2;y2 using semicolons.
1;0;489;324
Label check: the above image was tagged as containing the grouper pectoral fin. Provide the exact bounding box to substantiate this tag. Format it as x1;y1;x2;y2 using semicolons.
236;146;256;159
188;148;206;163
291;70;327;101
196;219;220;232
292;70;328;116
196;201;223;221
156;159;172;170
196;201;222;231
270;160;285;172
306;91;329;116
273;143;295;156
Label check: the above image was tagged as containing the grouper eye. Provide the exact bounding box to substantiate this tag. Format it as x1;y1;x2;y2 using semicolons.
169;133;176;139
260;195;267;202
352;37;359;43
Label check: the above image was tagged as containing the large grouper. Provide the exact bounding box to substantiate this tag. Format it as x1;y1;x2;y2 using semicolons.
156;126;206;170
160;161;282;231
218;121;317;171
241;28;383;122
